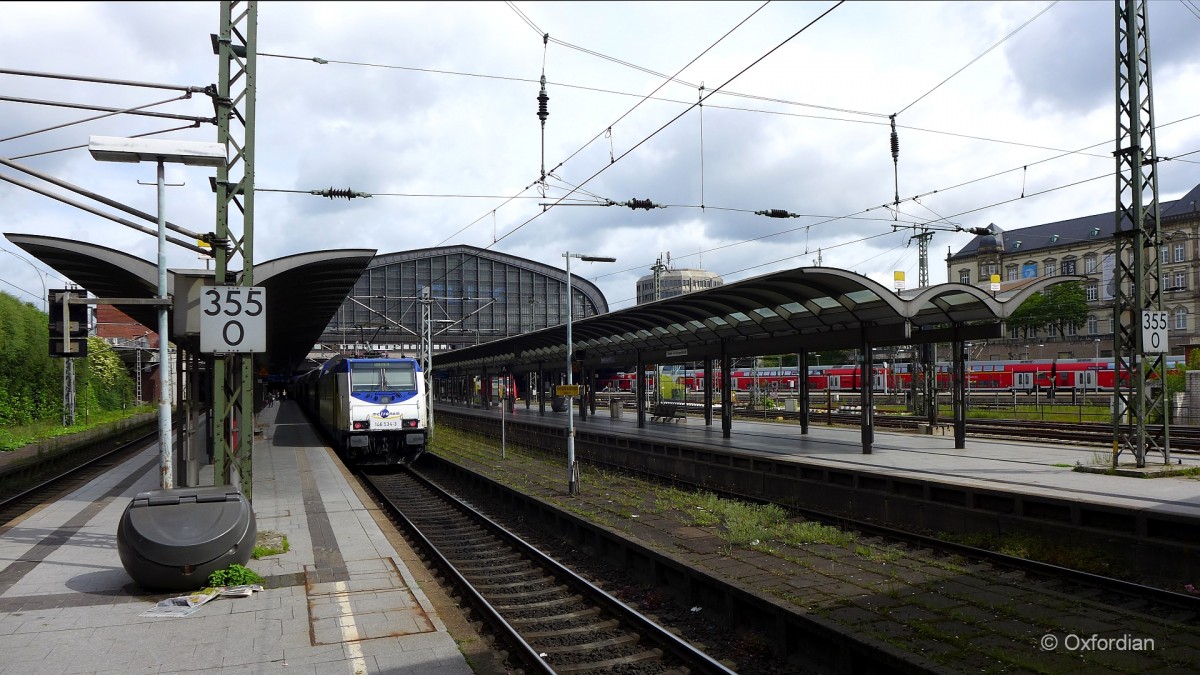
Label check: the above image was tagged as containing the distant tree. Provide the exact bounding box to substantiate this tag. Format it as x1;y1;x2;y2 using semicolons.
1007;293;1047;341
1041;282;1088;336
1008;282;1088;340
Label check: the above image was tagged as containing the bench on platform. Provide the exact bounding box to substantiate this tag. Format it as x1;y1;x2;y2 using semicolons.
650;403;686;423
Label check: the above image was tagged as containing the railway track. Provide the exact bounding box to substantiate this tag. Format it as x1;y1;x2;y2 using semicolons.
360;468;735;675
0;428;157;525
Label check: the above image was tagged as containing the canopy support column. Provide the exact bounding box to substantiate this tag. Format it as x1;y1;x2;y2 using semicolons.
798;350;810;435
703;357;714;426
861;336;874;454
720;341;732;439
636;351;646;428
952;326;967;448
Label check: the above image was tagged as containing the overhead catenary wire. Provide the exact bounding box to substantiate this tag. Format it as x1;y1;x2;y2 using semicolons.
894;1;1060;116
491;2;841;250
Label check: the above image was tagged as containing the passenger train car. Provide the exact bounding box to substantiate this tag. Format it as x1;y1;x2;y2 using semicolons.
293;355;427;466
595;356;1186;395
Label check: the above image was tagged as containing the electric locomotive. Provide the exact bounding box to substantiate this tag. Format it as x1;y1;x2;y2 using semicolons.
297;355;427;466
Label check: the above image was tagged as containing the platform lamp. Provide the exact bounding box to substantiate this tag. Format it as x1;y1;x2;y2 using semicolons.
563;252;615;495
89;136;226;489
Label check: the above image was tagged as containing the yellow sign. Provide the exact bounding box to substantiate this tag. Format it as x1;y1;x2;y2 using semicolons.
555;384;581;397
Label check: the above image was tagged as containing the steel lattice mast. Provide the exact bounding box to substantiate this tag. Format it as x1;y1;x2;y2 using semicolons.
1111;0;1169;467
212;0;258;495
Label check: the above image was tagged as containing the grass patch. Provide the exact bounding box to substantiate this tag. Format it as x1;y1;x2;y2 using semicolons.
252;530;289;559
943;530;1127;577
0;406;155;452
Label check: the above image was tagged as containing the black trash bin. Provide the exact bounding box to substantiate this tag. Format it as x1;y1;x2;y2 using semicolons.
117;486;257;592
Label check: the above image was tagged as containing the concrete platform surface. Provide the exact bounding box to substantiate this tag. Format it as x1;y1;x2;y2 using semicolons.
0;403;473;675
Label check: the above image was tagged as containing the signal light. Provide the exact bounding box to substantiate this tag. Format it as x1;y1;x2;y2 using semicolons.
48;289;88;358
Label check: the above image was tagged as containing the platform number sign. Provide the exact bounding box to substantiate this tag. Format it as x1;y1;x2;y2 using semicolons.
200;286;266;354
1141;310;1169;354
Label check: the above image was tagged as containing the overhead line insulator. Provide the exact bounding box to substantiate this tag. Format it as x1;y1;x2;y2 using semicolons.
616;198;663;210
754;209;797;218
537;75;549;124
311;187;372;200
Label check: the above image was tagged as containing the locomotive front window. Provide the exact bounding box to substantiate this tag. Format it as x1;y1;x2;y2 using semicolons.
351;362;418;393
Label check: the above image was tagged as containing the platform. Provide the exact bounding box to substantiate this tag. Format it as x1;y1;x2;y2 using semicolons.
470;399;1200;521
442;399;1200;586
0;403;474;675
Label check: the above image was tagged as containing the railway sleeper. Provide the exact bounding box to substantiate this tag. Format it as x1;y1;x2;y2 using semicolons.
539;633;642;654
492;594;583;611
551;649;665;674
523;618;620;639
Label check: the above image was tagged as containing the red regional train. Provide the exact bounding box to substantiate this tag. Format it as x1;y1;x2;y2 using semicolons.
595;357;1185;394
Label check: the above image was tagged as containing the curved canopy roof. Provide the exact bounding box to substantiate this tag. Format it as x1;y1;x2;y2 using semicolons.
434;266;1076;372
5;233;375;375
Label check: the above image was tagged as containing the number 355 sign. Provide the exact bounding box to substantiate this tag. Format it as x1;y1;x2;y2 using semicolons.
200;286;266;354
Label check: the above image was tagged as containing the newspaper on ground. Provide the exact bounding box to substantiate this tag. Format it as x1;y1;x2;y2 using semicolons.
219;584;263;598
139;585;264;618
139;588;220;618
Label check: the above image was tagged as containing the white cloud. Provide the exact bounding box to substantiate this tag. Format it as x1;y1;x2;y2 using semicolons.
2;0;1198;315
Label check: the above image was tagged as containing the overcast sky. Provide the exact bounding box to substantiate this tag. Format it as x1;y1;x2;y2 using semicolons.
2;1;1199;315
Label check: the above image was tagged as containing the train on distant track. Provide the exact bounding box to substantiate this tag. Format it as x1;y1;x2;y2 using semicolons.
594;356;1187;396
292;355;428;466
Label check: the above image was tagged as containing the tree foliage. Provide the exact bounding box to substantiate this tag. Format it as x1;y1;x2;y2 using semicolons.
1007;282;1088;339
0;292;61;425
0;291;137;427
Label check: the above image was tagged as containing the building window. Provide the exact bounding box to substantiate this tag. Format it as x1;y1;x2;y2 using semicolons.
1175;308;1188;331
1045;261;1056;276
1061;258;1077;275
1084;254;1097;274
1172;269;1188;291
1088;315;1098;334
958;269;970;284
1009;325;1020;339
1006;265;1018;281
1086;284;1098;301
1047;324;1057;337
1067;322;1077;336
1174;242;1186;263
1161;245;1170;264
979;263;997;281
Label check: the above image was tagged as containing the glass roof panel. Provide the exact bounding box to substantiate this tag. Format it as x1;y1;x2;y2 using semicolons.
846;290;881;303
812;296;842;309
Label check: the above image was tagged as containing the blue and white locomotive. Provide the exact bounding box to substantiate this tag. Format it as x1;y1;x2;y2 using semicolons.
295;355;427;465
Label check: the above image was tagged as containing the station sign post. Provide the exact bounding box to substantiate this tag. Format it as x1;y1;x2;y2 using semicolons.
200;286;267;354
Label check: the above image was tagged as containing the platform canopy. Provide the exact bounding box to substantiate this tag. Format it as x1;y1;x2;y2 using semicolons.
5;233;375;376
434;266;1079;371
